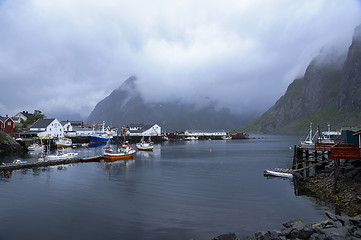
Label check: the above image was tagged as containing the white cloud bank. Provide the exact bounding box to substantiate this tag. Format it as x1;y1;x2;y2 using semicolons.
0;0;360;119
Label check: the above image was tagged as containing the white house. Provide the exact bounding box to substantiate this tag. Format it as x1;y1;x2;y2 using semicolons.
12;111;34;123
61;121;73;133
29;118;64;138
128;124;161;136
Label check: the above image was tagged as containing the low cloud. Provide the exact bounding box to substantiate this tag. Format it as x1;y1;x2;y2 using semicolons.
0;0;360;120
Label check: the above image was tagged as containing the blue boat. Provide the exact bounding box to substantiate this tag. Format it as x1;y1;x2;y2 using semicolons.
88;122;115;143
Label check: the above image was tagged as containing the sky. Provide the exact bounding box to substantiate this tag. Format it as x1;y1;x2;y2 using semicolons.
0;0;360;121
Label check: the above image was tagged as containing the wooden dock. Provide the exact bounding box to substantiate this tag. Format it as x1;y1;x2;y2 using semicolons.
0;158;85;171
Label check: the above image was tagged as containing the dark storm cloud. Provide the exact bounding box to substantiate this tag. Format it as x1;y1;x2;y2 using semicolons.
0;0;360;119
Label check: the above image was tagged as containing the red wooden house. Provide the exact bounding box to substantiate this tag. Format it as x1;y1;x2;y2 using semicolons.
329;129;361;160
0;116;14;133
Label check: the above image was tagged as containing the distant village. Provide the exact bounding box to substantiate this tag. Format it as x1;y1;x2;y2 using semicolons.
0;110;249;140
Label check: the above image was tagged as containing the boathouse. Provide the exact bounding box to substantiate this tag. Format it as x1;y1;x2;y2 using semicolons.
0;116;14;133
329;128;361;160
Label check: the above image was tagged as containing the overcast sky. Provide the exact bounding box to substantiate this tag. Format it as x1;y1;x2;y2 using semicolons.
0;0;360;120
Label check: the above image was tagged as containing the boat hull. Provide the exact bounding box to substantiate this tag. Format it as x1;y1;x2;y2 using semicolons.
103;152;135;161
82;155;102;162
137;147;153;151
89;136;113;143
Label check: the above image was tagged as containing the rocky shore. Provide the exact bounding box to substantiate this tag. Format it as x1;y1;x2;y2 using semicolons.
213;211;361;239
213;160;361;240
0;132;24;155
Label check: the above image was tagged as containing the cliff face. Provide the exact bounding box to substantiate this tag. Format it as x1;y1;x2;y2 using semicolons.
339;24;361;111
87;76;250;131
245;24;361;134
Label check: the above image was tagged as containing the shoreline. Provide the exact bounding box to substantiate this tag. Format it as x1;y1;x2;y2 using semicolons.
213;160;361;239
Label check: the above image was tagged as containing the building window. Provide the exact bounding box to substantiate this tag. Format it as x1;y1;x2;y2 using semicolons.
7;122;11;126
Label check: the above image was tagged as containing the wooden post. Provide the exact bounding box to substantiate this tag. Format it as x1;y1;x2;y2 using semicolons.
292;145;297;169
334;159;340;192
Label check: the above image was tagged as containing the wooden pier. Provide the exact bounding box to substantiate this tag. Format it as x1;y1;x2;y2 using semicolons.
292;145;331;178
0;158;86;171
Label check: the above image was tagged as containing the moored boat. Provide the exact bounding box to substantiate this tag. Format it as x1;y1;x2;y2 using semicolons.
88;121;115;143
56;138;72;148
2;159;28;166
136;137;154;151
184;136;198;141
104;143;136;161
45;149;78;161
28;143;44;152
82;155;102;162
264;168;293;178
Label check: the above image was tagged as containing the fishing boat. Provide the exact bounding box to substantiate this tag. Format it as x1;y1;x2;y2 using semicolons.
136;137;154;151
55;138;72;148
104;143;136;161
264;168;293;178
27;143;44;152
82;155;102;162
88;121;114;143
299;123;317;149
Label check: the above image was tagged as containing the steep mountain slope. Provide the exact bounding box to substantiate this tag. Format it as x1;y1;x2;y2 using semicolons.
87;76;250;131
244;24;361;134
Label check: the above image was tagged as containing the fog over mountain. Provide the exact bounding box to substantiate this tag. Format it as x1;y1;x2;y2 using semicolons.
0;1;360;121
245;24;361;133
87;76;252;131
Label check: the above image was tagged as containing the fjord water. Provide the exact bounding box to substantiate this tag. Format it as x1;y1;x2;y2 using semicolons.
0;135;329;240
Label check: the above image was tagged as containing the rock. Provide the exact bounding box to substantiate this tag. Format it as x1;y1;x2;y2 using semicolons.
282;219;303;228
325;211;338;222
212;233;237;240
0;132;24;154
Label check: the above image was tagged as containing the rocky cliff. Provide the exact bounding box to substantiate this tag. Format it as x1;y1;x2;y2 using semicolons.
87;76;250;131
245;24;361;133
0;132;23;155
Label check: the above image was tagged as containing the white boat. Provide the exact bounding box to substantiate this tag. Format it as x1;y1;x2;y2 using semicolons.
45;149;78;161
264;168;293;178
136;137;154;151
299;123;318;149
28;143;44;152
56;138;72;148
185;136;198;141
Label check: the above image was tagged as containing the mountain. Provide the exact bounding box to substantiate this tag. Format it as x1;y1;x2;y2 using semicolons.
87;76;251;131
244;24;361;134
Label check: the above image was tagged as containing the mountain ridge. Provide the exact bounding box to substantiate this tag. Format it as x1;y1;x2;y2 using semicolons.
87;76;251;131
244;24;361;134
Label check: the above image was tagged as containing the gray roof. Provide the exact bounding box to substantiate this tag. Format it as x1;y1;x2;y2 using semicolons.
0;117;12;123
30;118;55;128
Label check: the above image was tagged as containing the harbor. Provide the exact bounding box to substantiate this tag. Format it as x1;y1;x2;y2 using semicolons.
0;135;335;240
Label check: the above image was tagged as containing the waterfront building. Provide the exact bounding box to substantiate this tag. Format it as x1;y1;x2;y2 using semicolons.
128;123;161;136
21;118;64;138
0;116;14;133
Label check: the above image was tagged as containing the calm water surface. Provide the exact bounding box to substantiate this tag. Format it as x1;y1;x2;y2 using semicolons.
0;135;329;240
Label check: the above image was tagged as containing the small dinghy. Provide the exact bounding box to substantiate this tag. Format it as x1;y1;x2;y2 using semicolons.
264;168;294;178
